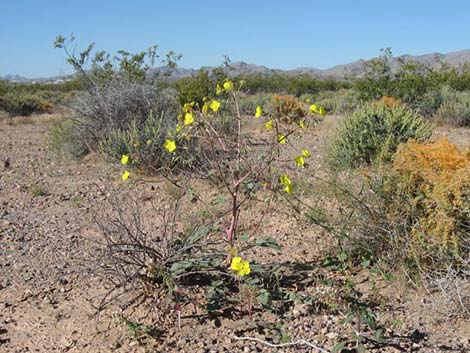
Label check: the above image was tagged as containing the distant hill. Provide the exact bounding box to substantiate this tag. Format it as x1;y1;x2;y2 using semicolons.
3;49;470;82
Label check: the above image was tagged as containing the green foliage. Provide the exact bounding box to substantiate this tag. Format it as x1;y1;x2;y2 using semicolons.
231;72;349;96
354;48;470;109
434;88;470;127
326;103;433;170
175;70;216;107
314;89;363;115
100;112;198;172
238;93;274;114
0;90;52;116
48;119;88;160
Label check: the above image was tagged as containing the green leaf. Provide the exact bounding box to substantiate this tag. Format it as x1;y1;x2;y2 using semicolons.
254;237;281;250
170;260;193;275
332;341;347;353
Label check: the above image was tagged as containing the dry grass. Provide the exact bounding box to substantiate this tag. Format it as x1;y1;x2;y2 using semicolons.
0;112;64;126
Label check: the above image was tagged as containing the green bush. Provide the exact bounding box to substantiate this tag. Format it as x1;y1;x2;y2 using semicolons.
238;93;273;115
326;103;433;170
433;88;470;127
175;70;216;107
48;119;88;159
315;89;363;115
99;112;198;173
0;91;52;116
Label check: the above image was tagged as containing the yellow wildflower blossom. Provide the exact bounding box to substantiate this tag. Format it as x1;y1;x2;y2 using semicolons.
209;99;221;112
230;256;251;277
164;139;176;153
284;183;293;194
277;134;287;144
184;112;194;125
121;154;129;165
309;104;318;113
302;148;311;158
298;120;307;129
265;119;274;131
202;101;209;114
295;155;305;167
121;170;130;181
183;103;192;112
319;106;326;116
255;106;263;118
280;174;293;194
216;84;224;95
146;139;152;145
223;80;233;91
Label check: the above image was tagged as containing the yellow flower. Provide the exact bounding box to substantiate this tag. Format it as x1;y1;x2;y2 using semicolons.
216;84;224;95
121;154;129;165
183;103;192;112
184;112;194;125
280;174;293;194
202;102;209;114
238;260;251;276
265;119;274;131
309;104;318;113
175;125;183;134
277;134;287;144
230;256;251;277
279;174;292;186
209;99;221;112
164;139;176;153
255;106;263;118
146;139;152;145
306;98;311;103
121;170;130;181
230;256;242;271
295;155;305;167
298;120;307;129
133;141;140;148
284;183;293;194
319;106;326;116
302;148;311;158
223;80;233;91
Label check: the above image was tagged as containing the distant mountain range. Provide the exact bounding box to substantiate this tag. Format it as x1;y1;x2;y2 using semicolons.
3;49;470;83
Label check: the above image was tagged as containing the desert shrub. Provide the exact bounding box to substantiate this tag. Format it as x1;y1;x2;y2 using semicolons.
270;94;306;123
53;35;183;160
391;139;470;266
48;119;88;159
238;92;274;115
415;85;462;117
305;139;469;315
326;102;433;170
434;90;470;127
100;111;199;173
175;70;215;107
373;96;402;107
0;90;52;116
70;80;179;151
315;89;363;115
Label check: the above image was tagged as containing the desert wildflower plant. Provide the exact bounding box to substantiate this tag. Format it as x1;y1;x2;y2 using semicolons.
111;77;327;323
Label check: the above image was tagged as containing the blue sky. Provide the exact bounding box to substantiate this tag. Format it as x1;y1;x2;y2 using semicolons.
1;0;470;78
